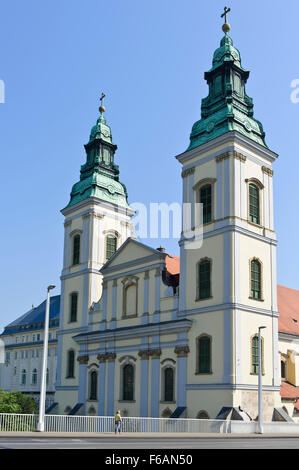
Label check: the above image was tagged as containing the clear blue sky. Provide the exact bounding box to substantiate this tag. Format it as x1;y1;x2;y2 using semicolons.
0;0;298;333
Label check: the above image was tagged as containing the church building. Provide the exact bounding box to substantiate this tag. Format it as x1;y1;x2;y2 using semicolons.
53;15;282;421
2;13;299;422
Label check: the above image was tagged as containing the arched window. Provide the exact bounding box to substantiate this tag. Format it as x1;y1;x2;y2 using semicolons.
196;410;210;419
106;236;117;261
251;336;259;374
162;407;172;418
251;335;264;375
21;369;27;385
88;406;96;416
67;350;75;378
200;184;212;224
164;367;174;402
197;335;212;374
250;259;262;300
122;277;138;318
70;292;78;323
124;284;137;316
197;259;211;300
72;234;81;265
89;371;98;400
32;368;37;385
249;183;260;224
123;364;134;401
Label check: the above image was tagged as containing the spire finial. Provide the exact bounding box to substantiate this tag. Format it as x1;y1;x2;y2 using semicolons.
221;6;231;34
99;92;106;115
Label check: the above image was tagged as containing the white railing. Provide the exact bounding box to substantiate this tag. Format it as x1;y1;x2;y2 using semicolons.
44;415;232;433
1;413;299;434
0;413;38;432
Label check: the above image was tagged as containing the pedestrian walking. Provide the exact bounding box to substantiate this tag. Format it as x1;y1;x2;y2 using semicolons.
114;409;122;434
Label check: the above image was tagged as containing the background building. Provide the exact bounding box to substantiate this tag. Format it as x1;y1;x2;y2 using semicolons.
0;296;59;410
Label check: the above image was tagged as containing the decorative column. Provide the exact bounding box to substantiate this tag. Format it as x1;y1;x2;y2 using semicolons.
82;213;91;264
142;272;149;325
101;281;108;330
63;220;72;269
77;355;89;412
216;158;223;220
174;346;189;408
110;280;117;329
97;353;107;415
233;152;246;219
106;353;116;416
150;349;161;417
138;350;150;416
153;269;161;323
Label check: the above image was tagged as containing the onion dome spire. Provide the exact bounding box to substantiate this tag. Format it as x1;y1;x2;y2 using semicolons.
66;95;129;209
187;8;267;151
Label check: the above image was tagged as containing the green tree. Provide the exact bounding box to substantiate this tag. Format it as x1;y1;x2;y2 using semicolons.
0;390;38;414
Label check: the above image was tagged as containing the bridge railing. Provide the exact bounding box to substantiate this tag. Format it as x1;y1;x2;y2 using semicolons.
1;413;299;433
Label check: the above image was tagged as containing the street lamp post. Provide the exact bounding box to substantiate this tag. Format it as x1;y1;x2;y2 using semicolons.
37;285;55;432
257;325;266;434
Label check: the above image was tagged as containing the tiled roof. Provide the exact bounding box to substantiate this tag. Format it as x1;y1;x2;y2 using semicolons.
277;285;299;336
280;381;299;400
165;255;180;275
1;295;60;336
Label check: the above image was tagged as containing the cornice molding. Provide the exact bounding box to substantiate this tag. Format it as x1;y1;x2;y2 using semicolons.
174;345;190;357
181;167;195;178
77;354;89;365
216;150;246;163
262;166;274;176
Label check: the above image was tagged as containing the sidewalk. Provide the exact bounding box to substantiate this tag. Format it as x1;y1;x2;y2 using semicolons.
0;431;299;438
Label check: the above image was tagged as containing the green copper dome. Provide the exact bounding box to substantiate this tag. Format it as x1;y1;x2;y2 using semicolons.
187;34;267;151
67;104;130;209
211;35;241;69
89;114;113;144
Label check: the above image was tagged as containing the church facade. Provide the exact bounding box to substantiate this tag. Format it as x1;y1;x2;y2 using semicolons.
53;20;283;421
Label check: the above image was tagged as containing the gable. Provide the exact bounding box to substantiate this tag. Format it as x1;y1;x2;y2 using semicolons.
101;238;165;274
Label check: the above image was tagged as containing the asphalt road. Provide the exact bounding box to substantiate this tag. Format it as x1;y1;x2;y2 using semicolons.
1;436;299;449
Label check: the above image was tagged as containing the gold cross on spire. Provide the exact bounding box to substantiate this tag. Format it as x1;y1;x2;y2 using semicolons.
99;92;106;115
221;6;231;34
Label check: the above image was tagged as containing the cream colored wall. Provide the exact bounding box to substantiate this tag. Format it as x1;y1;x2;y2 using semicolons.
238;236;272;310
185;235;224;312
238;313;274;386
186;311;225;384
187;389;233;419
54;390;78;415
59;333;79;388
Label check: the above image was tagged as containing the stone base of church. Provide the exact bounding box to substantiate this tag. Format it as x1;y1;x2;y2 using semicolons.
235;389;282;422
186;389;282;421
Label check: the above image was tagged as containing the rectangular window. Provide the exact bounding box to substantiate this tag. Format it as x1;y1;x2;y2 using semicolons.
198;337;211;373
70;293;78;322
73;235;80;265
249;184;260;225
106;236;117;261
198;260;211;299
200;185;212;224
251;260;261;299
252;337;259;374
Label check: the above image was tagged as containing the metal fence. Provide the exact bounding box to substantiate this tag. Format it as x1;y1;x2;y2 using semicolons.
0;413;231;433
1;413;299;434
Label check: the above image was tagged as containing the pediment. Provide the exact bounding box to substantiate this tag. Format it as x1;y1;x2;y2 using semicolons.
100;238;165;273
